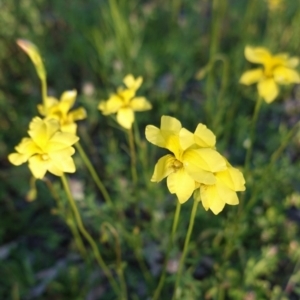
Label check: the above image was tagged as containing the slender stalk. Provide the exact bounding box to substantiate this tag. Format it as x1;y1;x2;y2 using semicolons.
66;214;87;258
128;127;138;185
102;222;127;300
172;200;199;300
43;178;87;258
75;142;113;207
153;201;182;300
41;77;47;111
244;96;263;174
61;174;120;296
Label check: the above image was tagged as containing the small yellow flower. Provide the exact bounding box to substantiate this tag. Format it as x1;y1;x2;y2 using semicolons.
196;164;246;215
145;116;226;204
98;74;152;129
8;117;79;179
240;46;300;103
37;90;87;134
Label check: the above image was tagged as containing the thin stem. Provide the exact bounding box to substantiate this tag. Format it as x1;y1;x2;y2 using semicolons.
172;200;198;300
65;214;87;258
128;127;138;185
153;201;182;300
244;96;263;173
61;174;120;296
102;222;127;300
75;142;113;207
43;178;87;258
41;77;47;111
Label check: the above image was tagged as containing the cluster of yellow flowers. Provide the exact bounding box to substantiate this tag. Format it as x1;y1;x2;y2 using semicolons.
9;40;300;215
146;116;245;214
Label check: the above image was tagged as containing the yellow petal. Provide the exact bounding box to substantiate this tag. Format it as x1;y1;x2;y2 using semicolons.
200;185;225;215
161;116;181;132
273;66;300;84
245;46;271;64
183;148;226;173
239;68;264;85
69;107;87;121
123;74;143;91
145;126;181;157
130;97;152;111
194;124;216;148
28;118;60;149
216;167;246;191
117;107;134;129
47;164;64;176
179;128;195;150
28;155;48;179
61;90;77;108
145;125;166;148
46;132;79;152
52;155;76;173
151;154;175;182
257;78;279;103
61;123;77;134
285;57;299;68
167;169;195;203
98;95;123;115
8;153;29;166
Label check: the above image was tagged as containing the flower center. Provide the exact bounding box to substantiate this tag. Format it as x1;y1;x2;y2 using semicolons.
172;159;183;172
41;154;49;161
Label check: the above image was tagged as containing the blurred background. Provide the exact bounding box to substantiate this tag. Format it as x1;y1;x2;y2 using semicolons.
1;0;300;299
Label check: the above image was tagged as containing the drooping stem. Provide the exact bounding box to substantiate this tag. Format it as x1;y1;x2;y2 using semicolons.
153;201;181;300
128;127;138;185
244;96;263;174
75;142;113;207
61;174;120;296
172;200;198;300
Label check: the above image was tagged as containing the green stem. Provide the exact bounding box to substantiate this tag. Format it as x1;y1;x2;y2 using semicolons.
66;214;87;258
102;222;127;300
43;178;87;258
41;77;47;112
244;96;263;174
172;200;198;300
61;174;120;296
75;142;113;207
153;201;181;300
128;127;138;185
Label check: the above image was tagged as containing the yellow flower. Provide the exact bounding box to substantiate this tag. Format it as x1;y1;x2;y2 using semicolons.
145;116;227;204
196;164;246;215
98;74;152;129
240;46;300;103
37;90;87;134
8;117;79;179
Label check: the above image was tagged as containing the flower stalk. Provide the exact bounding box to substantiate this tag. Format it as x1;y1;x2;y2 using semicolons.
153;200;181;300
75;142;113;207
61;174;120;296
172;199;198;300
